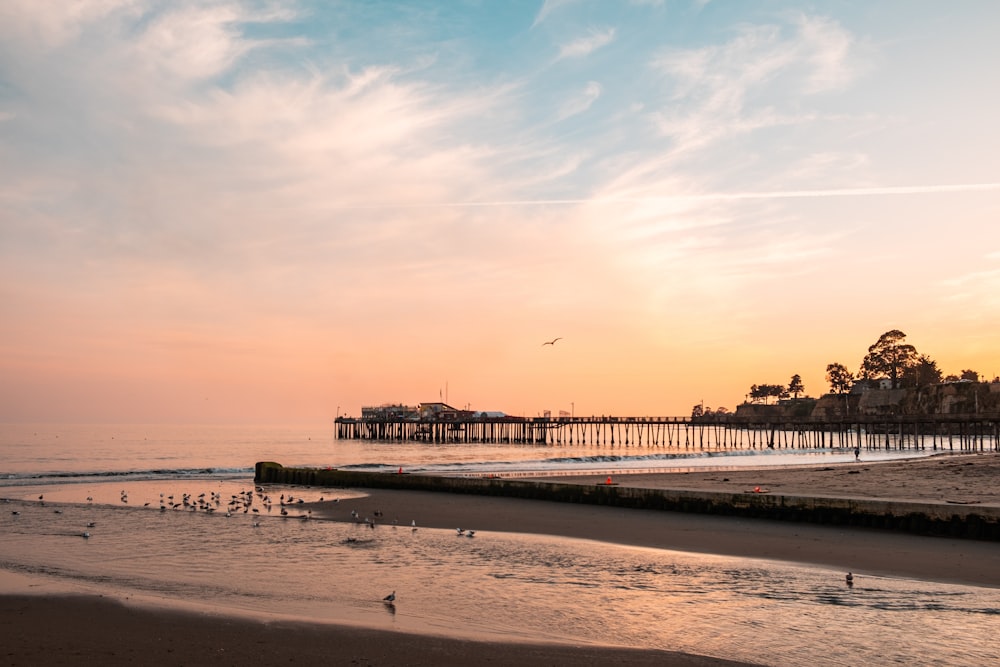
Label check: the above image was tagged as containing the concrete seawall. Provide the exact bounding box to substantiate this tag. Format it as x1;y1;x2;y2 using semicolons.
255;462;1000;541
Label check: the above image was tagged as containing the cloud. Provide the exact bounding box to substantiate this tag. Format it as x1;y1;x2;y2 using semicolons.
556;81;602;120
0;3;529;295
557;27;616;60
130;5;264;82
532;0;578;28
363;182;1000;209
649;16;860;154
794;14;858;93
0;0;137;48
939;267;1000;315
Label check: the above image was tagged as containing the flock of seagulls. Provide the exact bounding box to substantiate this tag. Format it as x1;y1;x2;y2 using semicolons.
6;486;489;609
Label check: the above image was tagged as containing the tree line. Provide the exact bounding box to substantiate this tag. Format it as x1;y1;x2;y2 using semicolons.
824;329;986;394
694;329;991;416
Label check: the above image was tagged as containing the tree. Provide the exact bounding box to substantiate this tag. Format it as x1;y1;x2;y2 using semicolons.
960;369;980;382
859;329;919;389
826;363;854;394
691;403;704;418
749;383;785;404
788;374;804;399
902;354;942;387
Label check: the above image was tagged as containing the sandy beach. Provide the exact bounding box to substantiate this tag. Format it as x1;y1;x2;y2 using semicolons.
5;452;1000;665
1;593;751;667
549;450;1000;505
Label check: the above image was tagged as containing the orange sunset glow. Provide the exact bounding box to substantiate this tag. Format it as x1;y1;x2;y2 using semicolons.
1;2;998;424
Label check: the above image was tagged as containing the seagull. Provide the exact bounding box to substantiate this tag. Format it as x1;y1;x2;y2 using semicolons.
383;591;396;603
456;528;465;535
542;337;562;346
467;530;475;538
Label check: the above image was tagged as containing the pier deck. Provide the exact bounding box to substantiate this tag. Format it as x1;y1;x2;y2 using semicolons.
334;414;1000;452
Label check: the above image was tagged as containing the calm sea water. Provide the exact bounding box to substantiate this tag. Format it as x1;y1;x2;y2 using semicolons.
2;423;998;666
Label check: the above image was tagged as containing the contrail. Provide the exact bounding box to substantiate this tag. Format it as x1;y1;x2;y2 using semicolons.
338;182;1000;209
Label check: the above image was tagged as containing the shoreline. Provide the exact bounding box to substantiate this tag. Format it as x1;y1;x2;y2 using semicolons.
257;451;1000;543
293;451;1000;587
308;486;1000;589
7;453;1000;665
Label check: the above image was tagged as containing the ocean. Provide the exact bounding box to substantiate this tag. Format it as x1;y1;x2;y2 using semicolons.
2;423;999;666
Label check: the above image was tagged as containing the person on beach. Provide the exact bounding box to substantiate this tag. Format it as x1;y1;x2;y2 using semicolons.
854;446;860;462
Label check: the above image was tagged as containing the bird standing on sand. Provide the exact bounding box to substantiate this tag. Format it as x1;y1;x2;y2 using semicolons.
542;337;562;346
383;591;396;603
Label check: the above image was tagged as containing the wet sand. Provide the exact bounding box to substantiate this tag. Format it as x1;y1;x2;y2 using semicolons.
316;456;1000;588
6;452;999;665
1;594;753;666
313;462;1000;586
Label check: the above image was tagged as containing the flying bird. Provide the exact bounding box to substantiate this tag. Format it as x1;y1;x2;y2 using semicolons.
542;337;562;346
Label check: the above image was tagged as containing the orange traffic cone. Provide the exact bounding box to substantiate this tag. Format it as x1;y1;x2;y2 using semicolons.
605;476;612;485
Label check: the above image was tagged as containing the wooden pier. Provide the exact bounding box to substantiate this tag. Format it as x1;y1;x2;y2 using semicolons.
334;414;1000;452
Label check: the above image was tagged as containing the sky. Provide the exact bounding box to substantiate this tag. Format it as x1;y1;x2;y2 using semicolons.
1;0;998;424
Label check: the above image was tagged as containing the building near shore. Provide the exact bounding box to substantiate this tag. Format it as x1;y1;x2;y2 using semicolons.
360;402;508;422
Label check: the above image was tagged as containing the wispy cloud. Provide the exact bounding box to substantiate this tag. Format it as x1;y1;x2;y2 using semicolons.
558;27;616;59
556;81;602;120
0;0;136;48
649;16;860;154
341;183;1000;209
532;0;578;29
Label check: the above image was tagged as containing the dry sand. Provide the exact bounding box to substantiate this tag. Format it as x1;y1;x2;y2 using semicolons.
6;451;999;665
547;450;1000;505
